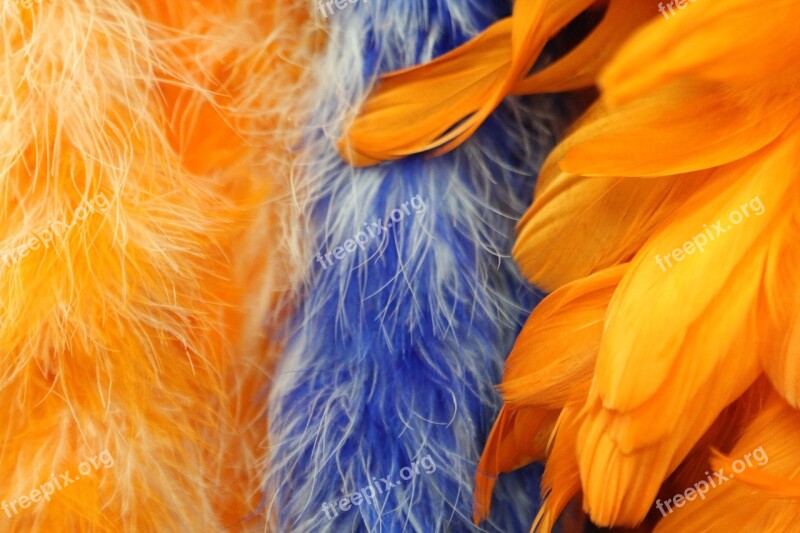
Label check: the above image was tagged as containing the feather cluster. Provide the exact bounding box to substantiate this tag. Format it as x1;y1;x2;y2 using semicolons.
0;0;304;530
342;0;800;531
9;0;794;530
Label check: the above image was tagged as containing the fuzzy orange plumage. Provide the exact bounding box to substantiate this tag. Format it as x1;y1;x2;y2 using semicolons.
0;0;304;530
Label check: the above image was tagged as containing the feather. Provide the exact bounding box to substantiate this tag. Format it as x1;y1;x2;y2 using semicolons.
337;0;597;166
338;0;656;167
601;0;800;105
266;0;565;530
475;265;624;525
462;0;800;529
515;161;711;292
0;0;302;530
513;0;653;94
655;392;800;532
559;81;799;178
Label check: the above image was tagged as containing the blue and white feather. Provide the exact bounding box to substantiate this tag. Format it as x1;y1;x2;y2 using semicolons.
267;1;564;530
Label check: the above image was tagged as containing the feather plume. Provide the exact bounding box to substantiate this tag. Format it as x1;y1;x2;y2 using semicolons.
0;0;304;530
266;0;566;530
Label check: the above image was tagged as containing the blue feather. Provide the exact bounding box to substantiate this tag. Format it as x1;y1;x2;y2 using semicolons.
267;1;563;530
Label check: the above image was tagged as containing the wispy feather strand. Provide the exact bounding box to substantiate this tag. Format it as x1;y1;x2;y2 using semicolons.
267;1;566;531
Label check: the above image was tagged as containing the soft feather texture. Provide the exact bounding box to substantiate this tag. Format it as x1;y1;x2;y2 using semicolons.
333;0;800;530
0;0;303;530
266;0;565;530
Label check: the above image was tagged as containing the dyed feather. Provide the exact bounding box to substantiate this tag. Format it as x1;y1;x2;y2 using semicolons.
0;0;303;530
338;0;800;531
266;0;565;530
487;0;800;530
337;0;652;166
655;390;800;532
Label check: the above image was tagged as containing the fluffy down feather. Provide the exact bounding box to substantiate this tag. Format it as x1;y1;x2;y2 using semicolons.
266;0;565;530
0;0;303;530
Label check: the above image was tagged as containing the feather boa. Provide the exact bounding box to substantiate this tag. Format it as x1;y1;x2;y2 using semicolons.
266;1;564;530
0;0;303;530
